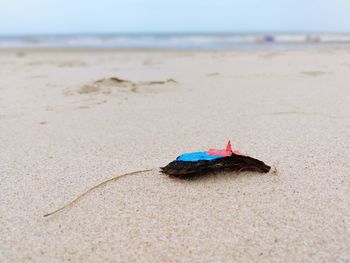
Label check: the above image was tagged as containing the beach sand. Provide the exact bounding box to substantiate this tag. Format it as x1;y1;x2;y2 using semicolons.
0;49;349;262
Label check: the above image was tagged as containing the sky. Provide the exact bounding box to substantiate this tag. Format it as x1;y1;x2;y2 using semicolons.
1;0;350;35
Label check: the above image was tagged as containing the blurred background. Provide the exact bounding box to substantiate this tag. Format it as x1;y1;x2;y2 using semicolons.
1;0;350;49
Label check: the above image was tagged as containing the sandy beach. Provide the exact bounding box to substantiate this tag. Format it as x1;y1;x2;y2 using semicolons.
0;49;349;262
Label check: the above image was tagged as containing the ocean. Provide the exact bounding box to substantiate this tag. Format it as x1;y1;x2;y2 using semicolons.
1;33;350;50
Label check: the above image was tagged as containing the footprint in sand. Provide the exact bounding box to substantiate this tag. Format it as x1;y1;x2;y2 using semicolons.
143;58;163;66
27;75;47;79
27;60;87;68
77;77;178;96
301;71;332;77
77;106;90;109
58;61;87;68
207;73;220;77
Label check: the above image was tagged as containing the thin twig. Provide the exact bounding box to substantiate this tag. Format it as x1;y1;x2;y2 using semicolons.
43;168;154;217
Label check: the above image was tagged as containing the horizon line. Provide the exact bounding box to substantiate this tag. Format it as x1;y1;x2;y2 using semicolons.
1;31;350;38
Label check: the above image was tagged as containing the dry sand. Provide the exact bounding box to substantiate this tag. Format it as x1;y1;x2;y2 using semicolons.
0;49;349;262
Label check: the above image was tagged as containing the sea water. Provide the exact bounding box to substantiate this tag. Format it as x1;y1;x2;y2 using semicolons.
1;33;350;50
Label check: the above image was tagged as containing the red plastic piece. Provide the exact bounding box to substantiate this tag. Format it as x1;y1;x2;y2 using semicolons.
207;140;244;157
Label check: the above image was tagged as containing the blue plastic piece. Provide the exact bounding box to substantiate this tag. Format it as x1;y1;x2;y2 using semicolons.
177;151;222;162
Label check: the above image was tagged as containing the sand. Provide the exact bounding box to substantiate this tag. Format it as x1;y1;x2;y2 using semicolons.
0;48;349;262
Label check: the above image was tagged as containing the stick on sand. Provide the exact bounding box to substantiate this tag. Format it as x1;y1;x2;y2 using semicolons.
44;168;154;217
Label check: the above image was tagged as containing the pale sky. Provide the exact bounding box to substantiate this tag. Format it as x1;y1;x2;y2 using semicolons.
1;0;350;35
